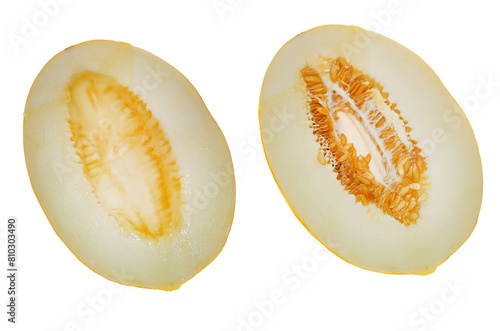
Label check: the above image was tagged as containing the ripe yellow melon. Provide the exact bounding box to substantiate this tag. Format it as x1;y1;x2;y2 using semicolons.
24;40;235;290
259;25;482;275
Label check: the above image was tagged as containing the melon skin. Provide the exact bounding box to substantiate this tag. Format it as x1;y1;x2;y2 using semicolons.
24;40;236;290
259;25;482;275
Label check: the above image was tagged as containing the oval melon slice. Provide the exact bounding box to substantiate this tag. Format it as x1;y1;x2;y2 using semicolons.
259;25;482;275
24;40;236;290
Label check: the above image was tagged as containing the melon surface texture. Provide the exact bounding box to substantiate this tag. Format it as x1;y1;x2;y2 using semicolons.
259;25;482;274
24;40;235;290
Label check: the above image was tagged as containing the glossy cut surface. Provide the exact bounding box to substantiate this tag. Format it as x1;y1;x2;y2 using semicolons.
259;25;482;274
24;40;236;290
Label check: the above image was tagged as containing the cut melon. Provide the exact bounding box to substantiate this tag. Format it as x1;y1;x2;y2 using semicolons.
259;25;482;274
24;40;235;290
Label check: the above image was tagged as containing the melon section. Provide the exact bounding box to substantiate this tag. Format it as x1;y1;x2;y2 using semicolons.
259;25;482;274
24;40;236;290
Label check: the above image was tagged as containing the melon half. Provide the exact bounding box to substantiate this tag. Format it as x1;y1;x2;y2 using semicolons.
24;40;236;290
259;25;482;274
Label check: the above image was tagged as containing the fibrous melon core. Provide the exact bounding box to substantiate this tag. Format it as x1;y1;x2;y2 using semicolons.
302;57;428;226
68;71;181;240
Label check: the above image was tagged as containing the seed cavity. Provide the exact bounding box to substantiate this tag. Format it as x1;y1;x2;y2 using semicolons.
301;57;428;226
67;71;182;240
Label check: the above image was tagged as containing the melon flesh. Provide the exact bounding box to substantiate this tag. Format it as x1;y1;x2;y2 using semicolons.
24;40;235;290
259;25;482;274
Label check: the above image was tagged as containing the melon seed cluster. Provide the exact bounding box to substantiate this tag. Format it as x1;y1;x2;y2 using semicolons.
68;71;182;240
301;57;428;225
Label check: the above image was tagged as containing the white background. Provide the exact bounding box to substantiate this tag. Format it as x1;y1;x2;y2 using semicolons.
1;0;499;330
